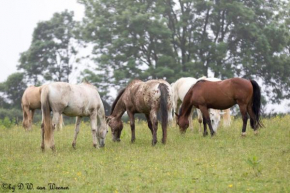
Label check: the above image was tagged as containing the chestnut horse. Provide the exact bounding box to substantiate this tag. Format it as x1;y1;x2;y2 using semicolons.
176;78;262;136
21;85;63;130
171;77;231;132
106;79;173;146
41;82;108;151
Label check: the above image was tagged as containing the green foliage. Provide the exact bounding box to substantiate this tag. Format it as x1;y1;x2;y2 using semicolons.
0;117;13;129
79;0;290;103
0;108;27;125
0;73;27;108
18;10;80;84
246;156;262;176
0;116;290;192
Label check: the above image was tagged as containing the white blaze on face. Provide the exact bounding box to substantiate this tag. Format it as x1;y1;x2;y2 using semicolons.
209;109;221;132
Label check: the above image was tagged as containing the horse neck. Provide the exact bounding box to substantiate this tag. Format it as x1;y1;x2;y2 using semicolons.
180;94;193;118
111;98;126;119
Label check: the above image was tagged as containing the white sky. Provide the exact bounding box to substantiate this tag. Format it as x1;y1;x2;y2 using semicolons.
0;0;84;83
0;0;289;113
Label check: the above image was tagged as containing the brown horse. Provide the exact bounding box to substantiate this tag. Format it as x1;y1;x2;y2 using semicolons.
21;85;63;131
176;78;262;136
106;79;173;145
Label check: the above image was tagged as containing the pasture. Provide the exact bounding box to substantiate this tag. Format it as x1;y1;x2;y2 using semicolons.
0;116;290;192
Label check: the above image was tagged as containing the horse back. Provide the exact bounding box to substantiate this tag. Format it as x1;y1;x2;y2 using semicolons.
124;79;172;114
47;82;101;116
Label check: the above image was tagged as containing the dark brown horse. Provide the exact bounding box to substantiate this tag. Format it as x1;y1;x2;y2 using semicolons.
106;79;173;145
176;78;262;136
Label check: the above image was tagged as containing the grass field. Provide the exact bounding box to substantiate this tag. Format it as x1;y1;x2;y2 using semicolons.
0;115;290;192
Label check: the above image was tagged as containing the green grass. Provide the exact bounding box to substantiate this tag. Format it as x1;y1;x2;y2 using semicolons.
1;116;290;192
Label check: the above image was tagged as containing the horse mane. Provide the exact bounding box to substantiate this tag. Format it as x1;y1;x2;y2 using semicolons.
111;88;126;115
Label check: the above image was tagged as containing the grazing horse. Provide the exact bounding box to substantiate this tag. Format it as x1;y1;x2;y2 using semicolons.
41;82;108;151
171;77;231;132
106;79;173;146
176;78;262;136
21;85;63;131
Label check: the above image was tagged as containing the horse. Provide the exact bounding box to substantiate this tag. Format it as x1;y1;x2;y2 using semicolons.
41;82;108;151
21;85;63;131
196;77;231;130
106;79;173;146
176;78;262;136
171;77;231;132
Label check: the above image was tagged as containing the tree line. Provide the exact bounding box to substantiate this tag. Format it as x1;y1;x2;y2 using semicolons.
1;0;290;121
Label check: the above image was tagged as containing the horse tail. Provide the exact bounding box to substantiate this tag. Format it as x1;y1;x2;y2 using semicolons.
41;86;53;148
250;80;263;129
158;83;169;131
222;108;231;127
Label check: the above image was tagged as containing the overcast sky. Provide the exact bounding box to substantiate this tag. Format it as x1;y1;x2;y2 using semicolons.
0;0;84;82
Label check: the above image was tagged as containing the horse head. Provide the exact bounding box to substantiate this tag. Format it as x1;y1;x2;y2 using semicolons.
106;116;123;142
97;122;109;148
175;113;189;133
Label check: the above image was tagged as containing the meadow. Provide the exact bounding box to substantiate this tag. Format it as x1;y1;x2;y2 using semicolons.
0;115;290;192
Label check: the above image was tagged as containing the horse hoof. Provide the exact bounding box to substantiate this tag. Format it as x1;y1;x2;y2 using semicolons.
241;132;247;137
152;140;157;146
41;146;45;152
93;144;97;148
72;143;76;149
203;132;208;137
131;138;135;143
51;145;56;152
254;130;259;135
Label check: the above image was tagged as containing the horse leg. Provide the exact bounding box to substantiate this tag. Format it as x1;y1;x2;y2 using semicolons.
202;114;208;136
127;111;136;143
30;109;35;129
150;110;158;146
56;114;63;131
22;106;30;130
223;108;231;127
197;109;203;133
174;100;181;126
145;114;153;135
50;113;60;151
72;116;82;149
239;103;248;136
200;106;215;136
90;115;98;148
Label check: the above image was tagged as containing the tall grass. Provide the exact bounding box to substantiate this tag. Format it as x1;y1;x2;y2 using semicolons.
0;116;290;192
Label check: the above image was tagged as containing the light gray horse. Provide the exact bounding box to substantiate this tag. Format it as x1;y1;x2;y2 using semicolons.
41;82;108;151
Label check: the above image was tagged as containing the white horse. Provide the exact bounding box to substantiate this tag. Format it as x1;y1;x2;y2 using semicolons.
171;77;231;132
41;82;108;151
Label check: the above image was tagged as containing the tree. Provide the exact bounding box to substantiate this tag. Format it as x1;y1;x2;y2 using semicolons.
0;72;27;108
79;0;290;103
18;10;80;84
